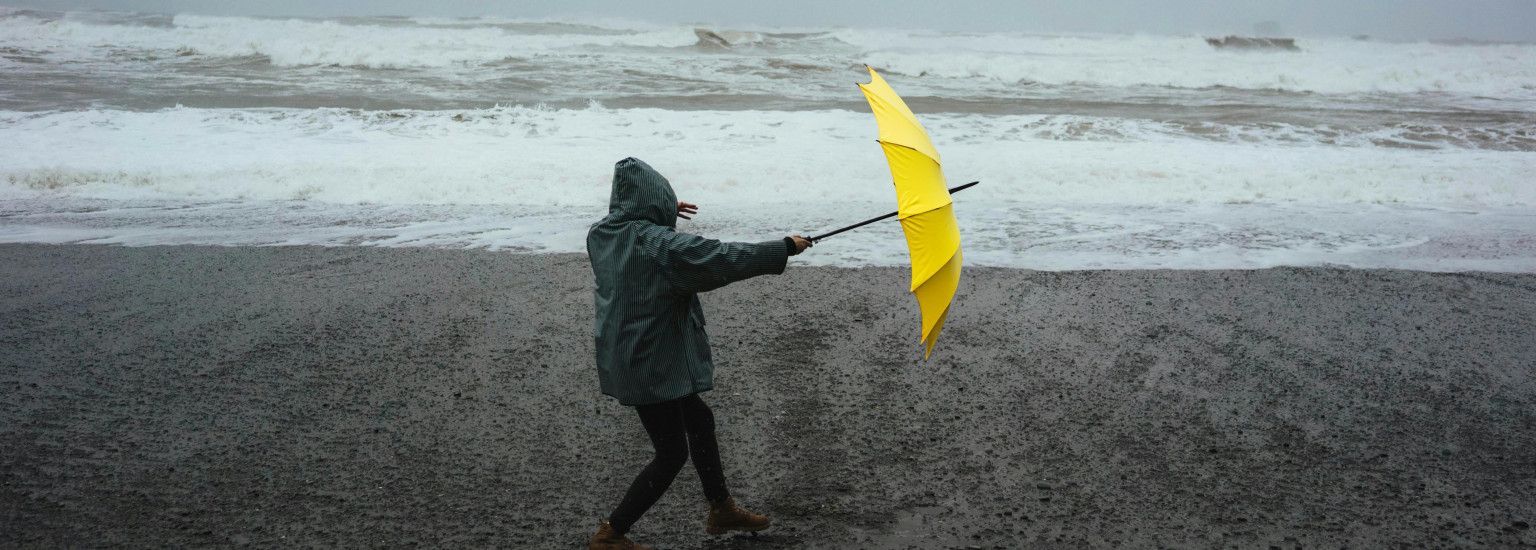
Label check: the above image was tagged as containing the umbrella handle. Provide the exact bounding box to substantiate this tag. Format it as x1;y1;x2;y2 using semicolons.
809;181;979;243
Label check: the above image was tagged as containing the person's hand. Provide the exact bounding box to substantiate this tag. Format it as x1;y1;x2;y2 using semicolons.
789;235;812;254
677;201;698;220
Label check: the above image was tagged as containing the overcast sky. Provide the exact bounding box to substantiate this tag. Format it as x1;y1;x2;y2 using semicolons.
8;0;1535;42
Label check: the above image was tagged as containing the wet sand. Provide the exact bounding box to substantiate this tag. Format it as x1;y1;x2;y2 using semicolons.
2;243;1533;548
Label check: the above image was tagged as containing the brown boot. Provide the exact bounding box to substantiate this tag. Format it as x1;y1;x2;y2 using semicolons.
705;497;771;535
589;520;651;550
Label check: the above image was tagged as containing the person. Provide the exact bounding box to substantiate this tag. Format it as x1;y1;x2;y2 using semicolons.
586;158;812;550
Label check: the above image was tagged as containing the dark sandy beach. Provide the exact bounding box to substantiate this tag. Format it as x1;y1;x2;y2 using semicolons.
2;243;1533;548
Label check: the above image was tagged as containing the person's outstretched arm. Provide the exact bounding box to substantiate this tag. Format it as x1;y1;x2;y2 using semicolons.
640;228;811;294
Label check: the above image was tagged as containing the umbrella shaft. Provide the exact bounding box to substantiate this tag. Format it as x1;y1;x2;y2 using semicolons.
809;181;979;242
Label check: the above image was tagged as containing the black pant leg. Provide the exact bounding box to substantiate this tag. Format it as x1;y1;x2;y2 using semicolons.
607;399;689;534
679;394;731;503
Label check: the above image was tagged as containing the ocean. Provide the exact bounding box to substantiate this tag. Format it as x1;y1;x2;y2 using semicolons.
3;8;1534;271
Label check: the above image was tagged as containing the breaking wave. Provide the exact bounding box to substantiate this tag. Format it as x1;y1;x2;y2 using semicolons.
2;10;1533;98
841;30;1536;98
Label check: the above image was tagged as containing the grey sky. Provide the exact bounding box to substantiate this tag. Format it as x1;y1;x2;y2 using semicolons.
8;0;1535;42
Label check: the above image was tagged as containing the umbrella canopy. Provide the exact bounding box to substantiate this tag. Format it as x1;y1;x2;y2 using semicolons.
857;67;963;359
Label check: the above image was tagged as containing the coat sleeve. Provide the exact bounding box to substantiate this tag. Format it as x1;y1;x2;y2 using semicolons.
640;227;790;294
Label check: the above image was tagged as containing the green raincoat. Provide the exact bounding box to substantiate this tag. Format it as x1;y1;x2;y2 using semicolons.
587;158;791;406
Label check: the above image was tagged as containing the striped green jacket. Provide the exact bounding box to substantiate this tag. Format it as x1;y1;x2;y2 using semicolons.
587;158;790;406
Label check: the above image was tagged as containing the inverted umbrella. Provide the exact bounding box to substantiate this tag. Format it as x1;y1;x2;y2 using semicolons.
812;67;968;359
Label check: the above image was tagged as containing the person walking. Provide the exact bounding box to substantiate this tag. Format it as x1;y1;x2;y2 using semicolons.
586;158;812;550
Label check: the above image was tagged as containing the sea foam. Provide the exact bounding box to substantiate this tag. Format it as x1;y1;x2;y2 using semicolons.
2;106;1531;207
2;105;1534;272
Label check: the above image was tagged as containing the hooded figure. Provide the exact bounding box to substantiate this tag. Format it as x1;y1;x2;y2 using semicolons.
586;157;807;548
587;157;795;406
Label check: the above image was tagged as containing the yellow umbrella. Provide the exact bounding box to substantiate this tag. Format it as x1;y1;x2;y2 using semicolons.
857;67;963;359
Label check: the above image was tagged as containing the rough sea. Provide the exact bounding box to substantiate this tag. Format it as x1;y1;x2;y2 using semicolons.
3;9;1535;270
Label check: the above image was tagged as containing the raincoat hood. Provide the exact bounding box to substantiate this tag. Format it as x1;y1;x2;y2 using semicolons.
606;157;678;228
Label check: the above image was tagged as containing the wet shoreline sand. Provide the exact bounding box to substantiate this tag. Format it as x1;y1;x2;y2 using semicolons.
2;243;1533;547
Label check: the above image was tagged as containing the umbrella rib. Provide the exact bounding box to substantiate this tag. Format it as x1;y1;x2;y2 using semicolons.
876;139;941;166
910;244;961;291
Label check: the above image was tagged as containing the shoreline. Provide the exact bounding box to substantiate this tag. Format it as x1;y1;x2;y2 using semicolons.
5;197;1536;274
2;243;1533;547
